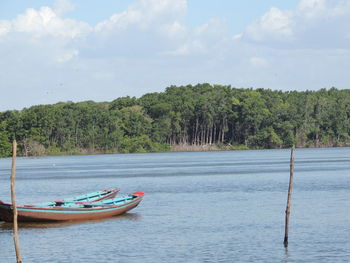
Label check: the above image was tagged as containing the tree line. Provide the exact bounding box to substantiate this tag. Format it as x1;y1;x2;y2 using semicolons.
0;84;349;157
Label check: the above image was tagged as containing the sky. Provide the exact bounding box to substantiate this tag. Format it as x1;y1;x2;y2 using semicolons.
0;0;349;111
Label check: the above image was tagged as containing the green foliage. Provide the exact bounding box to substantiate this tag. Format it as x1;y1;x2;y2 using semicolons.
120;135;170;153
0;121;12;157
0;85;349;157
119;105;152;137
0;131;12;157
22;139;46;156
248;127;283;149
230;144;249;150
109;96;138;111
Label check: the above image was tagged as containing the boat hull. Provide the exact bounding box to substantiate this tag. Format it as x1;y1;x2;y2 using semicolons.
0;188;119;222
0;193;143;222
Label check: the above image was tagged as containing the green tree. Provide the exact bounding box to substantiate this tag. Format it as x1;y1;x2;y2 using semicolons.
0;121;11;157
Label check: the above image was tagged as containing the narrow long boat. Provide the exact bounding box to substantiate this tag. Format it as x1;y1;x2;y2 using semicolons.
0;188;119;221
0;192;144;222
40;188;120;207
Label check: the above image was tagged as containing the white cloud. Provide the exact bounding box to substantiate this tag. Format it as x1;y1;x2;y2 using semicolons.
298;0;326;15
0;6;91;39
84;0;193;60
53;0;76;16
55;49;79;63
0;0;350;111
233;33;242;40
243;0;350;49
95;0;187;32
245;7;294;42
0;20;11;36
160;21;187;39
250;57;269;68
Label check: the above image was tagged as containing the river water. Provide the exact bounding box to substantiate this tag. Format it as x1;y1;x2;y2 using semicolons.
0;148;349;262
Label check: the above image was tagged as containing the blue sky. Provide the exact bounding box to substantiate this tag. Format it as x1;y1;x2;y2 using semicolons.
1;1;299;31
0;0;349;110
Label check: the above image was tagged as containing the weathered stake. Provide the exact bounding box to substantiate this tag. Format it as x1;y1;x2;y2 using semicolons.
284;146;295;247
11;140;22;263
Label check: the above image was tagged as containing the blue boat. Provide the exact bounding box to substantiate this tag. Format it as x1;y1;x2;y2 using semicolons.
39;188;120;207
0;192;144;222
0;188;119;221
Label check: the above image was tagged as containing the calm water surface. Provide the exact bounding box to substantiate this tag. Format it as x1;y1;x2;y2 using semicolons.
0;148;350;262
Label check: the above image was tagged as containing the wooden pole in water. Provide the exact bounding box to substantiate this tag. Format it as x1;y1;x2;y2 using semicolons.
284;146;295;247
11;140;22;263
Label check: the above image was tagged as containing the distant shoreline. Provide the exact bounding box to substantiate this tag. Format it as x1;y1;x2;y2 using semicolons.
1;86;349;158
3;143;348;158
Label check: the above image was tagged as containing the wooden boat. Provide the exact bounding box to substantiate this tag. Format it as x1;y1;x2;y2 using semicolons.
0;188;119;221
40;188;120;207
0;192;144;222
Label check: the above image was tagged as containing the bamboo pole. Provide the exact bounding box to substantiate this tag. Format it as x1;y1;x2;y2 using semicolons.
284;146;295;247
11;140;22;263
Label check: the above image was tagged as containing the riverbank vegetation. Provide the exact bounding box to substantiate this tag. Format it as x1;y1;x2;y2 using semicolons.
0;84;349;157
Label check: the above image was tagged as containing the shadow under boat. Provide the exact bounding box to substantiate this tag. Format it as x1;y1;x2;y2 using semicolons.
0;212;141;230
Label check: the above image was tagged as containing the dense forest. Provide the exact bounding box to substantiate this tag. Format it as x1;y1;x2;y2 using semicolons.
0;84;349;157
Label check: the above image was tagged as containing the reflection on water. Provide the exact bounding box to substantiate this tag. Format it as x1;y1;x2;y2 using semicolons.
0;213;141;230
283;246;291;263
1;148;350;263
